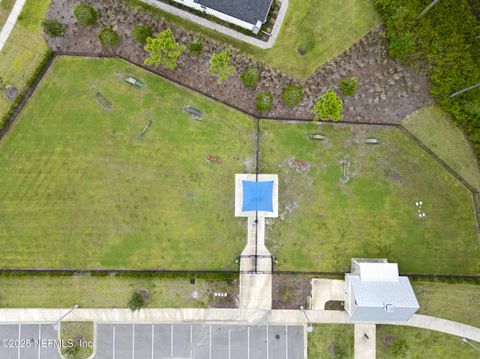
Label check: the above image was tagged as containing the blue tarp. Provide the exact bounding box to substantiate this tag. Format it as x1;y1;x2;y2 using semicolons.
242;180;274;212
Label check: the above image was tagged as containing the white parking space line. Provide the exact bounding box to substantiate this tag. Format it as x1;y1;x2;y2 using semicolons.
209;325;212;359
266;325;269;359
151;325;154;359
132;324;135;359
170;324;174;357
38;325;41;359
228;329;231;359
189;325;193;359
17;324;21;359
285;326;288;359
113;326;116;359
247;327;250;359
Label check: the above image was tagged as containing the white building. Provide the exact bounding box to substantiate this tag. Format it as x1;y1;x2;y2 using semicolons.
345;259;419;322
170;0;274;34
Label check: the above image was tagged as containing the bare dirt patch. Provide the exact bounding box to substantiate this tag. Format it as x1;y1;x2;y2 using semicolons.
46;0;431;124
272;274;310;309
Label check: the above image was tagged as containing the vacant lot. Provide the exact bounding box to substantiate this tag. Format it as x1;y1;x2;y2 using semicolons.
0;56;255;269
413;280;480;327
260;121;479;274
402;104;480;191
377;326;479;358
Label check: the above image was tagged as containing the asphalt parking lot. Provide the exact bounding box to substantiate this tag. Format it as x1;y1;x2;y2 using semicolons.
0;323;304;359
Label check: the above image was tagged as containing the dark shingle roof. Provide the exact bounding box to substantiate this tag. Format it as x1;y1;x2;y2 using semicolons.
195;0;273;25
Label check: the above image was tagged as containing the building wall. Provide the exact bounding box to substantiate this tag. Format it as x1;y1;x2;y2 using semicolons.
349;306;418;322
171;0;256;31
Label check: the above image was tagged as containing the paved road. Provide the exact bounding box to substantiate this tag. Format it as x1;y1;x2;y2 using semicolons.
0;323;304;359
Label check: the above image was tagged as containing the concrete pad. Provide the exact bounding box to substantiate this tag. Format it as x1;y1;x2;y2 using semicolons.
239;273;272;310
311;279;345;310
354;324;376;359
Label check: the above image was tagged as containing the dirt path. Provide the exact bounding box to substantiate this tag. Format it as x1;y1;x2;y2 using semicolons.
46;0;432;123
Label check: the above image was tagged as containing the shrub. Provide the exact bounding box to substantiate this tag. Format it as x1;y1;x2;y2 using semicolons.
144;29;186;70
281;84;303;107
131;24;152;45
388;31;415;60
73;3;97;26
209;49;235;83
240;67;260;89
128;291;145;311
339;78;358;96
41;19;65;37
188;36;204;55
99;28;120;48
312;89;343;121
256;92;273;112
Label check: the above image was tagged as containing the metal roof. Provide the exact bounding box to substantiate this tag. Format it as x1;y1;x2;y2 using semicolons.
359;263;399;282
196;0;273;25
350;276;419;308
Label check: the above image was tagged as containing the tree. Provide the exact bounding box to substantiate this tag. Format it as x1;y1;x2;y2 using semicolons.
144;29;185;70
73;3;97;26
209;49;235;83
128;292;145;312
42;19;65;37
312;89;343;121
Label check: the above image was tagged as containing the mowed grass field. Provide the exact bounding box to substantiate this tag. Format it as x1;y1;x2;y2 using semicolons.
260;121;480;274
0;56;255;269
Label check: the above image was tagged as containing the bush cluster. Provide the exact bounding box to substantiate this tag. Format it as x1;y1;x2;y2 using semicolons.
339;78;358;96
240;67;260;88
73;3;97;26
374;0;480;157
256;92;273;112
99;28;120;48
42;19;65;37
188;36;204;55
282;84;303;107
132;24;152;45
128;291;145;312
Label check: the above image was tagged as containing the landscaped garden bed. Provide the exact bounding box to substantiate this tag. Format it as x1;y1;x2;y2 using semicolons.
43;0;431;123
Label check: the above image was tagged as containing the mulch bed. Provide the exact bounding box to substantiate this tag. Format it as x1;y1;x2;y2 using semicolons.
272;274;311;309
46;0;432;124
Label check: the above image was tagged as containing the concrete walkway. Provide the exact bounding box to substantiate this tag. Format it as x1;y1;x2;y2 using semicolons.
311;279;345;310
0;0;25;51
354;324;376;359
139;0;289;49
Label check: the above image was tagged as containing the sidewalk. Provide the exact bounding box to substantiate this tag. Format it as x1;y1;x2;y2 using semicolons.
354;324;376;359
0;0;26;51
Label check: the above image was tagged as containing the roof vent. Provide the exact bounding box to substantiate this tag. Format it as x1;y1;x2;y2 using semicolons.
384;303;394;312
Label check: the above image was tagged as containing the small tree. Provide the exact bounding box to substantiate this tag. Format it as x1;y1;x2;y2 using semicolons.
240;67;260;89
42;19;65;37
144;29;186;70
99;28;120;48
281;84;303;107
128;292;145;312
132;24;152;45
256;92;273;112
209;49;235;83
339;78;358;96
188;36;204;55
73;3;97;26
312;89;343;121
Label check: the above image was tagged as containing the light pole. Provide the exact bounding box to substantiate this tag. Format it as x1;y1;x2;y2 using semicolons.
53;304;79;331
299;305;314;333
462;338;480;352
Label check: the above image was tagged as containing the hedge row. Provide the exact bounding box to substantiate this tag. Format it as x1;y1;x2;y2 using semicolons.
374;0;480;157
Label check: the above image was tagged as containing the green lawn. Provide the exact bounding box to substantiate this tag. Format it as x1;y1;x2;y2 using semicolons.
0;0;16;29
0;0;50;119
0;274;235;308
413;280;480;327
377;326;480;358
402;104;480;191
0;56;255;269
60;322;94;359
127;0;380;80
308;324;354;359
260;121;480;274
